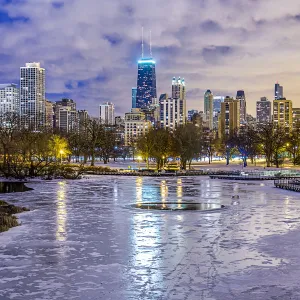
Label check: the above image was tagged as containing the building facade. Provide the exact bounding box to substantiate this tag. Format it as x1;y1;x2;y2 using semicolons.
160;98;185;131
136;58;157;109
132;87;137;109
236;90;246;124
172;77;186;100
78;110;89;132
273;99;293;133
293;108;300;128
58;108;78;133
0;84;19;115
20;62;45;130
124;108;151;146
188;109;199;122
204;90;213;129
213;96;225;130
256;97;271;124
99;102;115;125
275;82;283;100
218;97;240;139
45;100;54;128
54;98;78;132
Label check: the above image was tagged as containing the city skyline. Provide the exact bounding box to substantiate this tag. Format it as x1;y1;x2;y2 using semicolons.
1;0;300;116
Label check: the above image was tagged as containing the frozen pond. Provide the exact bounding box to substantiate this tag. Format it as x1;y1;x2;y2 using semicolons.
1;176;300;299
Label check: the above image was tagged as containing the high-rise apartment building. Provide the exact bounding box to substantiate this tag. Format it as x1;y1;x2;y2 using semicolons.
0;84;19;115
275;82;283;100
124;108;151;146
132;88;137;109
246;114;257;127
188;109;199;122
273;99;293;133
218;97;240;139
115;116;125;127
256;97;271;124
99;102;115;125
213;96;225;130
204;90;213;129
78;110;89;133
160;97;186;130
20;62;45;130
172;77;186;123
58;108;78;133
78;110;89;124
172;77;186;100
236;90;246;124
54;98;78;132
136;58;157;108
292;108;300;128
159;93;168;104
45;100;54;128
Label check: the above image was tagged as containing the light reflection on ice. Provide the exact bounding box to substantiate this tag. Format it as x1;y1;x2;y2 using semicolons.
1;177;300;299
135;177;143;206
160;180;168;208
56;181;67;242
177;178;182;209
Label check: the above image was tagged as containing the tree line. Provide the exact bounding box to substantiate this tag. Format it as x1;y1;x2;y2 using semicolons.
1;112;300;177
0;113;120;178
136;122;300;170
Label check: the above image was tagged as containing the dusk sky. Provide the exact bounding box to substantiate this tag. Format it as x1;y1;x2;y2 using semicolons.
1;0;300;116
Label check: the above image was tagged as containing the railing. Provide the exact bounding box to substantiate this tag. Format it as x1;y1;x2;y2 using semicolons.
274;178;300;192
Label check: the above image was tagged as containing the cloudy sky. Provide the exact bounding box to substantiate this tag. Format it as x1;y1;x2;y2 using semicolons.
1;0;300;116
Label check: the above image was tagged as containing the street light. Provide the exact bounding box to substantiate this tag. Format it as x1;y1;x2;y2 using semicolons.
59;150;64;164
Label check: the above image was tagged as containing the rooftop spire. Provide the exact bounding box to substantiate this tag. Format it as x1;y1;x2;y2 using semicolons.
149;30;152;57
141;27;144;58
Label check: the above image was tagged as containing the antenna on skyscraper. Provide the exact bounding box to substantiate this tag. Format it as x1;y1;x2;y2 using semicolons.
141;27;144;58
149;30;152;57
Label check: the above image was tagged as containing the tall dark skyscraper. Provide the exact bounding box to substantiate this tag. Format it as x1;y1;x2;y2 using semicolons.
275;82;283;100
132;87;137;108
136;58;157;109
236;90;246;124
256;97;271;124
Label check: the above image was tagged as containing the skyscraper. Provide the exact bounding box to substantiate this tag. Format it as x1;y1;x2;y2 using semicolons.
292;108;300;128
236;90;246;124
218;97;240;139
54;98;78;132
124;108;151;146
132;88;137;108
273;99;293;133
213;96;225;130
204;90;213;129
172;77;186;100
256;97;271;124
160;97;186;130
99;102;115;125
172;77;186;123
20;62;45;130
275;82;283;100
0;83;19;115
78;110;89;133
136;58;157;109
45;100;54;128
188;109;199;122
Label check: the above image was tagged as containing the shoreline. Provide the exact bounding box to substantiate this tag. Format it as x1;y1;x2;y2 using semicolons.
0;200;30;233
